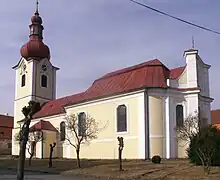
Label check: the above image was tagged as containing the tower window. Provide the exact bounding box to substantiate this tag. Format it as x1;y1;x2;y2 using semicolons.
21;74;26;87
41;75;47;88
117;105;127;132
176;105;184;126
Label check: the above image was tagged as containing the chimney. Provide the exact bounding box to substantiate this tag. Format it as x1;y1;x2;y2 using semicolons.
183;49;198;88
5;113;8;116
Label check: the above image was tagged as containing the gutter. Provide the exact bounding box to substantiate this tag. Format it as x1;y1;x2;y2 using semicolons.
144;89;150;159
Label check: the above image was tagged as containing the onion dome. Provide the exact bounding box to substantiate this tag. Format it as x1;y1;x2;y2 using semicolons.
20;0;50;60
20;40;50;60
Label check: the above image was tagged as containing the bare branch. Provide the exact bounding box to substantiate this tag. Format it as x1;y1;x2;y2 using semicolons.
64;113;107;168
175;111;200;142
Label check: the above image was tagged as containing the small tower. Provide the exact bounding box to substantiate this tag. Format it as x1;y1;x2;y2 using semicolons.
12;1;59;155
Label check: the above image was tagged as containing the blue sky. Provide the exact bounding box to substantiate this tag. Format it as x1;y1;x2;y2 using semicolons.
0;0;219;115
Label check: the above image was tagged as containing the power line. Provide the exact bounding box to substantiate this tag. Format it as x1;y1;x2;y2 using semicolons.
130;0;220;35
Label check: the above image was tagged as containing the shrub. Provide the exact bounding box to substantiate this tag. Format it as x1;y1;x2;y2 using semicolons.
187;126;220;168
152;155;161;164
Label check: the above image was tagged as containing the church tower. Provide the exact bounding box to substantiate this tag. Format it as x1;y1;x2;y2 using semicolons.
12;1;59;155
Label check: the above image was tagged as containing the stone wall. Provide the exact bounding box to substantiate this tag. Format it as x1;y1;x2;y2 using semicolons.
0;139;12;155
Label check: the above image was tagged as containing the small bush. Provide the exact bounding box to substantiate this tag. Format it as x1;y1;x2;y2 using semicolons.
152;155;161;164
187;125;220;167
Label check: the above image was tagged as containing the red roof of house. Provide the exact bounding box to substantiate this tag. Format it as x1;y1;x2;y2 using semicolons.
211;109;220;125
30;120;58;132
33;59;187;119
0;114;13;128
170;66;186;79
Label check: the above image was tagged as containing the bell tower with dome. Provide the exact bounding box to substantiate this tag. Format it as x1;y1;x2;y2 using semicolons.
12;1;59;155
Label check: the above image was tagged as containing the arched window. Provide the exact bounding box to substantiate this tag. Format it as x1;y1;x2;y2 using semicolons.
78;112;86;137
117;105;127;132
176;105;184;126
21;74;26;87
41;75;47;88
60;122;65;141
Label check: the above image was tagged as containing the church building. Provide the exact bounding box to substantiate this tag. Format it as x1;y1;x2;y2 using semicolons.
12;3;213;159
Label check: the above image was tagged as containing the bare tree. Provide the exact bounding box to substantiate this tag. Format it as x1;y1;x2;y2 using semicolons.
49;142;56;168
117;137;124;171
27;129;43;166
15;128;43;166
16;101;41;180
65;114;104;168
175;112;200;143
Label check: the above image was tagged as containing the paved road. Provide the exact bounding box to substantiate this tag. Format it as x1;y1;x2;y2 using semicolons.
0;169;97;180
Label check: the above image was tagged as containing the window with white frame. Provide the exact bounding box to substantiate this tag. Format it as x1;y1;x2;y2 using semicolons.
41;75;47;88
60;121;65;141
21;74;26;87
117;105;127;132
78;112;86;137
176;104;184;126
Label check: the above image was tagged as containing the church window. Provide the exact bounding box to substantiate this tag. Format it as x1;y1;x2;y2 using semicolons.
176;105;184;126
78;112;86;137
117;105;127;132
41;75;47;88
60;122;65;141
21;74;26;87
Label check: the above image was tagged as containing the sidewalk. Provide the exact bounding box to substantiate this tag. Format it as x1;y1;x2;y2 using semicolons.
6;167;60;175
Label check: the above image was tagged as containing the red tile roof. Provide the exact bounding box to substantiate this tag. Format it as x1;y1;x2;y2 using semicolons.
33;59;187;119
30;120;58;132
211;109;220;125
170;66;186;79
0;114;13;128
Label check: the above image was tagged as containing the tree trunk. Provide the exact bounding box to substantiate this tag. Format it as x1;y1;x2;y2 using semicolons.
17;141;26;180
76;148;81;168
118;148;123;171
17;118;31;180
29;153;34;166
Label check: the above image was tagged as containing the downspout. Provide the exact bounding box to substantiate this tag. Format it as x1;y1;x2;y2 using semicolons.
144;89;150;159
41;131;44;159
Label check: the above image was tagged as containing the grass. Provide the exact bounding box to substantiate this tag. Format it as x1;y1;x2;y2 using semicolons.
1;157;220;179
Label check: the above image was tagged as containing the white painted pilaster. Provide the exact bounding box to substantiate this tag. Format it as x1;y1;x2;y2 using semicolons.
165;96;170;159
138;93;145;159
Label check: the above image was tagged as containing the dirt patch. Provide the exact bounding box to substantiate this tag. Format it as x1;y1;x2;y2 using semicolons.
1;158;220;179
62;159;220;180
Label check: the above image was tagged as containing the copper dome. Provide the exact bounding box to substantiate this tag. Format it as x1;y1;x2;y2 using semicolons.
20;40;50;60
31;14;42;24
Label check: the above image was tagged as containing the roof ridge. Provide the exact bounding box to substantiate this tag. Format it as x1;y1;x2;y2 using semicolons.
95;59;164;82
170;65;185;70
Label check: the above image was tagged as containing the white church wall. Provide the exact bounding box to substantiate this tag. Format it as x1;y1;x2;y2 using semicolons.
196;57;210;98
31;114;66;158
12;128;20;156
64;91;145;159
148;96;164;158
184;50;198;88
